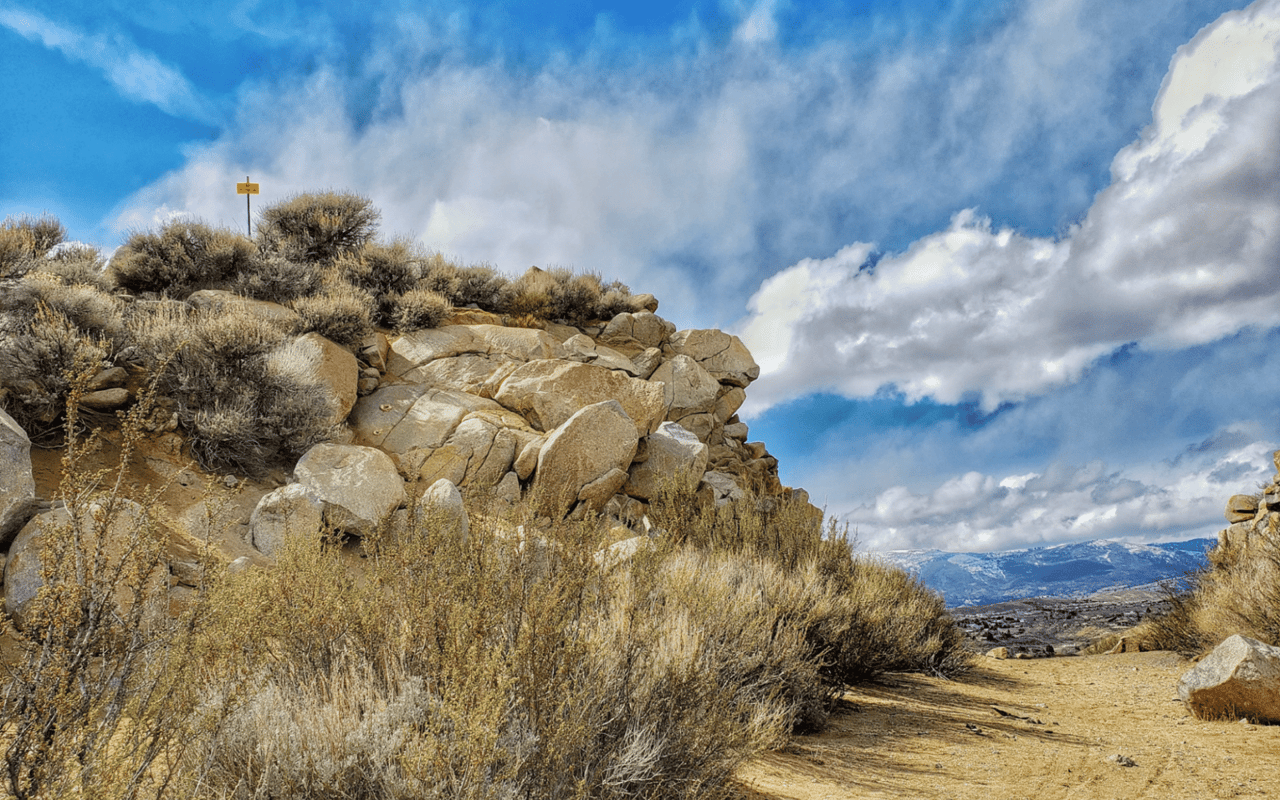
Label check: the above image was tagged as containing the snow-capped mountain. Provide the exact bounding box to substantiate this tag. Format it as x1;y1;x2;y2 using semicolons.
872;538;1215;608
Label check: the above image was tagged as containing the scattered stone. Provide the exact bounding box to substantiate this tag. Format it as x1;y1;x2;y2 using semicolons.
986;647;1011;660
1105;636;1147;655
79;388;130;410
1107;754;1138;767
1178;634;1280;724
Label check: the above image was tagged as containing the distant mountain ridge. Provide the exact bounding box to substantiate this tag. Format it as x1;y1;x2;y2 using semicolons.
872;538;1215;608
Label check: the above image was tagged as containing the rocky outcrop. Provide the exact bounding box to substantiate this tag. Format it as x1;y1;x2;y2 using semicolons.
0;408;36;546
494;360;665;438
1178;634;1280;723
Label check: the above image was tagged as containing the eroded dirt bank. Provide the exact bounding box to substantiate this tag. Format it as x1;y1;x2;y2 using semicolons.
735;651;1280;800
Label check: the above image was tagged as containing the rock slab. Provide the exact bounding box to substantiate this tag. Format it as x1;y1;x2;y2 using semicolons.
0;408;37;546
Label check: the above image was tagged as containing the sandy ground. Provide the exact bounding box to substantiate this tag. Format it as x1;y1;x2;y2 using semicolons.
735;651;1280;800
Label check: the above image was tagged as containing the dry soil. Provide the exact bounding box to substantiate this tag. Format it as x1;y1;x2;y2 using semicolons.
735;650;1280;800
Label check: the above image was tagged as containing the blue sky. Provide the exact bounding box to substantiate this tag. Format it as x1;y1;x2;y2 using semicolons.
5;0;1280;552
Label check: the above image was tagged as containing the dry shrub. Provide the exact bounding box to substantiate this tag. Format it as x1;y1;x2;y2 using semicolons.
0;214;65;278
420;260;509;310
108;221;257;298
336;240;419;298
290;281;375;349
33;243;109;290
186;504;832;800
229;253;321;304
125;303;336;474
0;382;215;800
257;191;379;263
389;287;450;333
0;301;112;433
649;484;970;682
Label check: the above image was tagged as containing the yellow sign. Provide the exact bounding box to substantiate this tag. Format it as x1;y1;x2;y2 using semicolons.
236;182;260;195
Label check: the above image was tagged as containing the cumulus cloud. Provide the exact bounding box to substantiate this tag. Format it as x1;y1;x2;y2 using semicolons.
107;0;1210;326
0;4;218;123
741;0;1280;413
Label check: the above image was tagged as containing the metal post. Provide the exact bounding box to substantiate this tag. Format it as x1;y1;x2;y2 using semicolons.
246;175;252;237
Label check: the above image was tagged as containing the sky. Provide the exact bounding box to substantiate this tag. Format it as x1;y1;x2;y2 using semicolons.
4;0;1280;553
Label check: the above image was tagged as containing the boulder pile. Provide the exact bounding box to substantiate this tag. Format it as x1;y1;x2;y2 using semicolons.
0;296;813;626
1218;449;1280;550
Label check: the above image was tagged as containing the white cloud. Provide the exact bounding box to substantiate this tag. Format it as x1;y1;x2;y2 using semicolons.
106;0;1212;328
0;4;218;123
741;0;1280;414
851;437;1275;552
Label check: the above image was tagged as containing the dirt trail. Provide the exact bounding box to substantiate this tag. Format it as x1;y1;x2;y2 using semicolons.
734;651;1280;800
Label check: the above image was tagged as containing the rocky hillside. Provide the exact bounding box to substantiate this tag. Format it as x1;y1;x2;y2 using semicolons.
0;286;811;622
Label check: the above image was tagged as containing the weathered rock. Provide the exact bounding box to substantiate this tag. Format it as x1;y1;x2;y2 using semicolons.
1219;520;1256;551
676;413;716;443
249;483;325;558
5;501;168;631
267;332;359;428
561;334;640;375
1226;494;1260;523
714;386;746;423
624;422;710;501
700;471;746;508
985;647;1011;659
387;325;565;378
649;355;721;422
417;446;469;487
80;388;130;410
87;366;128;391
494;360;665;437
577;468;630;513
351;385;505;454
514;435;545;481
440;416;517;489
598;311;676;355
405;354;517;393
532;401;640;519
414;479;469;542
359;332;390;372
1178;634;1280;723
1105;636;1147;655
294;444;406;536
631;347;664;379
666;329;760;388
723;422;749;441
493;471;522;505
0;409;37;545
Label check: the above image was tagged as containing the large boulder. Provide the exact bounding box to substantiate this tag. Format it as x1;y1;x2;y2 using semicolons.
267;333;359;428
532;400;640;519
293;444;406;536
404;354;516;394
666;330;760;388
4;500;168;631
1226;494;1260;523
249;483;326;558
1178;634;1280;723
387;325;566;378
0;408;37;546
649;355;721;423
494;360;665;437
187;289;301;328
624;422;710;501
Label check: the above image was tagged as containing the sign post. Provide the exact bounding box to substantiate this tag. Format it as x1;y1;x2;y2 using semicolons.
236;176;260;237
